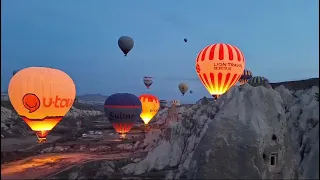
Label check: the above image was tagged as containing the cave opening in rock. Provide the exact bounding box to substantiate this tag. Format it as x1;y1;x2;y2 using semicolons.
263;153;266;160
270;156;275;165
272;134;277;141
270;153;278;166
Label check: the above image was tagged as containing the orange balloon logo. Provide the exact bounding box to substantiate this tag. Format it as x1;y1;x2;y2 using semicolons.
139;94;160;125
8;67;76;143
195;43;245;97
22;93;41;113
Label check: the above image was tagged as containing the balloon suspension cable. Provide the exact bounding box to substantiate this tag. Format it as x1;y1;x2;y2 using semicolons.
212;95;220;101
144;123;150;132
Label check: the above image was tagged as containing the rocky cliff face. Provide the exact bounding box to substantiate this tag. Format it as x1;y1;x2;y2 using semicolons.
120;85;319;179
1;85;318;179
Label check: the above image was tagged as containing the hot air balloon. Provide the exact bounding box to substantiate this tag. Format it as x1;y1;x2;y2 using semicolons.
118;36;134;56
143;76;153;89
195;43;245;100
190;90;193;94
171;100;181;106
248;76;272;88
179;83;189;96
8;67;76;143
184;38;188;43
160;100;168;109
104;93;142;138
139;94;160;125
239;69;252;85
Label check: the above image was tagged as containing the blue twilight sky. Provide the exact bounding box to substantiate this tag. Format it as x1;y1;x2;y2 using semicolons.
1;0;319;103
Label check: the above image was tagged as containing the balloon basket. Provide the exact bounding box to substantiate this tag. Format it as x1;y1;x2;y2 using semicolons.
37;138;47;144
143;124;150;132
35;130;49;144
119;133;127;139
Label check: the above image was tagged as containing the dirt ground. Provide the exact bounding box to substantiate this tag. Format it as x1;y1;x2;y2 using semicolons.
1;152;146;180
1;135;61;151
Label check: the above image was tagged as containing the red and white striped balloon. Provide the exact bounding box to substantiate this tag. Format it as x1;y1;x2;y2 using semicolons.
195;43;245;96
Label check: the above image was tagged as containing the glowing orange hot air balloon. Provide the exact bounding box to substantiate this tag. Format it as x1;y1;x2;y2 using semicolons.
139;94;160;125
195;43;245;99
8;67;76;143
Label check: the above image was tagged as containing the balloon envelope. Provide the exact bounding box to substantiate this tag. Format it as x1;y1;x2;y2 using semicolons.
139;94;160;125
196;43;245;97
239;69;253;85
178;83;189;95
171;100;180;106
118;36;134;56
104;93;142;135
248;76;271;88
8;67;76;143
143;76;153;89
184;38;188;42
160;100;168;109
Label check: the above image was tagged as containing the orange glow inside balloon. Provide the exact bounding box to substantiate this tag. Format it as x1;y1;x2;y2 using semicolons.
8;67;76;143
196;43;245;95
112;123;134;135
139;94;160;125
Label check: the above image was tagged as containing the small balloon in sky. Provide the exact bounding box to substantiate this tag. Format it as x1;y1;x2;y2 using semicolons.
184;38;188;43
143;76;153;89
178;83;189;96
118;36;134;56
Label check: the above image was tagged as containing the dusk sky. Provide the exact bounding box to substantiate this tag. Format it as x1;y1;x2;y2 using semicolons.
1;0;319;103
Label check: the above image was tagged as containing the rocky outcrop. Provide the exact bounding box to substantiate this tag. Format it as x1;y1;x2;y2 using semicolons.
1;85;318;179
1;103;103;137
120;85;319;179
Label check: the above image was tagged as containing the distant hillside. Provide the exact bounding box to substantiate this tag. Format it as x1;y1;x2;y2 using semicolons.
77;94;108;102
271;78;319;91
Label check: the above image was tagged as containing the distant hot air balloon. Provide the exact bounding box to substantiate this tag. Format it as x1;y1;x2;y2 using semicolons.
179;83;189;96
190;90;193;94
143;76;153;89
248;76;272;88
195;43;245;100
239;69;252;85
184;38;188;43
139;94;160;125
159;100;168;109
8;67;76;143
104;93;142;138
171;100;181;106
118;36;134;56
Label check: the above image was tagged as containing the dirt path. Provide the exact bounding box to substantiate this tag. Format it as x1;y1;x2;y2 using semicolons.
1;152;146;180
